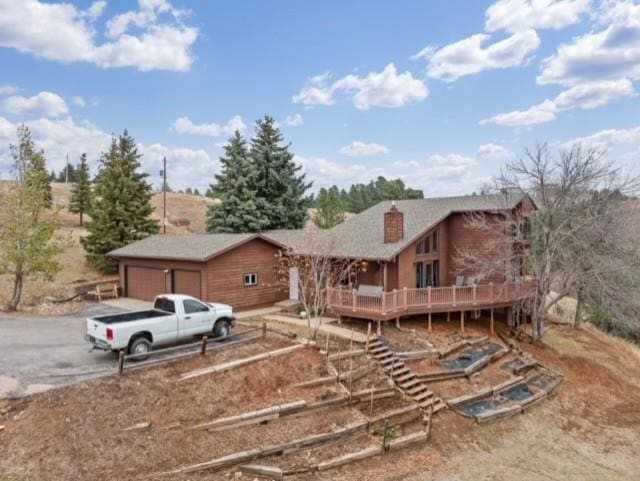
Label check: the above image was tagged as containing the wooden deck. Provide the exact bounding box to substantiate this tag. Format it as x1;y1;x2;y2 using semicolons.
326;282;536;321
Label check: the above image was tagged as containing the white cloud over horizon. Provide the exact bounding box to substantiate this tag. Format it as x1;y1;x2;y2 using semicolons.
293;63;428;110
171;115;247;138
0;0;198;72
339;141;390;157
3;91;69;117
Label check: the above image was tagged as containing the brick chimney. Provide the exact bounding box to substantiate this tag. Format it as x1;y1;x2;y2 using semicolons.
384;202;404;243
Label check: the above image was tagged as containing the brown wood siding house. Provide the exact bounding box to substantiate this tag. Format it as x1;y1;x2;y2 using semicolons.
109;193;536;316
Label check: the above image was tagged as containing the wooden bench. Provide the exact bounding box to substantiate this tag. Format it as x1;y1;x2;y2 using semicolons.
91;283;119;302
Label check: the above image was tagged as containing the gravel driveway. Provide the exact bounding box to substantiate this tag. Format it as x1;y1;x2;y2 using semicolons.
0;303;124;398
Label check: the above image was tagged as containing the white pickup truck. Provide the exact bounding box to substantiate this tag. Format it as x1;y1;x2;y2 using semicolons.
85;294;236;356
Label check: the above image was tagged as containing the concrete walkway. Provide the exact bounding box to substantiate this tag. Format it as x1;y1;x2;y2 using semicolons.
262;314;370;343
236;306;283;320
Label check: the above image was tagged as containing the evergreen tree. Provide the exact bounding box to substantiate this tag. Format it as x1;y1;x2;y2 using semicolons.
0;126;61;311
314;186;346;229
250;116;311;229
17;126;52;208
185;187;193;195
68;153;92;226
81;130;158;273
207;132;270;233
194;188;201;196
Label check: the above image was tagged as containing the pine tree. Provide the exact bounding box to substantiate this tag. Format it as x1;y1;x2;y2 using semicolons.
68;153;92;226
314;186;346;229
250;116;311;229
207;131;271;233
0;126;61;311
81;130;159;273
16;126;52;208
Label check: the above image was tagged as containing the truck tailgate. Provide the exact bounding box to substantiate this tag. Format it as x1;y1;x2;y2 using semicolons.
86;317;109;345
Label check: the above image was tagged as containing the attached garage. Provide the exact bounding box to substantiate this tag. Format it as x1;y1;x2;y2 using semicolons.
109;233;296;311
125;266;166;301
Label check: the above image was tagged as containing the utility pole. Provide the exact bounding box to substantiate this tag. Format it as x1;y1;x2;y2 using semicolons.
162;156;167;234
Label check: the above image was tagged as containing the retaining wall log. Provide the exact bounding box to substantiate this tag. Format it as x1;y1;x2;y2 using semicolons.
239;464;283;480
317;446;381;471
466;336;490;346
328;349;366;361
464;355;491;376
417;369;466;382
192;400;307;431
387;430;428;451
519;390;548;411
476;404;522;424
179;345;304;381
294;375;336;388
338;364;377;383
438;340;468;358
396;349;440;360
447;387;493;408
491;376;525;395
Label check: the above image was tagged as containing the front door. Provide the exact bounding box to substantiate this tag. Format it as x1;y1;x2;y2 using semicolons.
289;267;299;300
416;260;440;288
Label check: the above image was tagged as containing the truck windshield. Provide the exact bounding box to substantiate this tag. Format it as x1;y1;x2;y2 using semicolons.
154;297;175;313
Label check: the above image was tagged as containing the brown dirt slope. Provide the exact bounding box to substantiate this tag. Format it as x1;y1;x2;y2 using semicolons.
1;321;639;481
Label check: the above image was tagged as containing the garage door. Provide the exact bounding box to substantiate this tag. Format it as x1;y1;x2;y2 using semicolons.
172;270;201;299
126;266;166;301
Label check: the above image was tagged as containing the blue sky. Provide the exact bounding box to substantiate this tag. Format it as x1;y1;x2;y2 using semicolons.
0;0;639;195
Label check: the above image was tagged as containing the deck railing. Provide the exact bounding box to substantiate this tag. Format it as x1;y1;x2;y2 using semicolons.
326;281;536;320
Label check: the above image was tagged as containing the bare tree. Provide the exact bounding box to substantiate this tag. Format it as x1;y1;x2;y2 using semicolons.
455;143;639;341
275;231;360;340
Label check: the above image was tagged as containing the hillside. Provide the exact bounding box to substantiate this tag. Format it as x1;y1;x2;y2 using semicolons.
0;181;213;311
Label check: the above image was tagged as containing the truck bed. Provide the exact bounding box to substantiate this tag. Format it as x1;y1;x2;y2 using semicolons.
92;309;171;325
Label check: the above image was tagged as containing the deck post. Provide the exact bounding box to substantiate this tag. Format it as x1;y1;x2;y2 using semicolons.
393;289;398;312
382;291;386;314
377;320;382;337
366;323;372;351
337;314;342;326
427;286;432;308
460;311;465;334
352;290;356;312
447;311;451;322
473;285;477;305
403;286;408;309
490;309;495;337
395;317;400;329
490;282;494;303
428;312;432;333
452;285;456;307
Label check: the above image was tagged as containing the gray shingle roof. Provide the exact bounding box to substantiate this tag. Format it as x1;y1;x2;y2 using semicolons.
108;193;527;262
267;193;526;260
108;233;259;261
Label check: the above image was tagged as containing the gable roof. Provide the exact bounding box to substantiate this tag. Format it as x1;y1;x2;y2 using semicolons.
265;192;528;261
108;193;529;263
108;233;284;262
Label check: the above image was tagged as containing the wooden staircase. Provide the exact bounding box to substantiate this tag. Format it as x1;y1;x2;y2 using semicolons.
368;338;446;426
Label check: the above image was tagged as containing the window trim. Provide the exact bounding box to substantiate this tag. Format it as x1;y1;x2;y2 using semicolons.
244;272;258;287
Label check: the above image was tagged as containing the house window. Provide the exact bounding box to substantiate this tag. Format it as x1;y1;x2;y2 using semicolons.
416;239;425;255
416;230;439;256
244;273;258;287
416;261;440;288
432;230;439;253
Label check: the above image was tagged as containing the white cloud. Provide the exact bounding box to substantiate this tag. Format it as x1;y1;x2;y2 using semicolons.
477;143;514;158
339;141;390;157
0;85;18;96
3;91;69;117
71;96;87;108
294;154;385;190
293;63;428;110
283;113;304;127
485;0;591;33
0;114;217;191
564;125;640;149
538;0;640;85
409;45;436;61
171;115;247;137
139;143;217;192
480;78;636;126
426;29;541;82
0;0;198;72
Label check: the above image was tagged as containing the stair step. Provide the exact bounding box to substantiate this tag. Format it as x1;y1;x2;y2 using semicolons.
391;367;410;377
369;346;388;354
399;378;422;389
412;390;433;402
383;361;405;371
379;356;396;365
395;373;415;383
418;398;435;409
373;351;393;359
406;384;429;395
368;340;383;348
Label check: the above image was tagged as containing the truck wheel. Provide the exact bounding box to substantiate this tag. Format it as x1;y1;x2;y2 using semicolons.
213;320;230;339
128;337;152;361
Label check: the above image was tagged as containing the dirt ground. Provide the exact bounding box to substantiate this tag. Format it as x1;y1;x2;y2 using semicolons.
1;318;640;481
